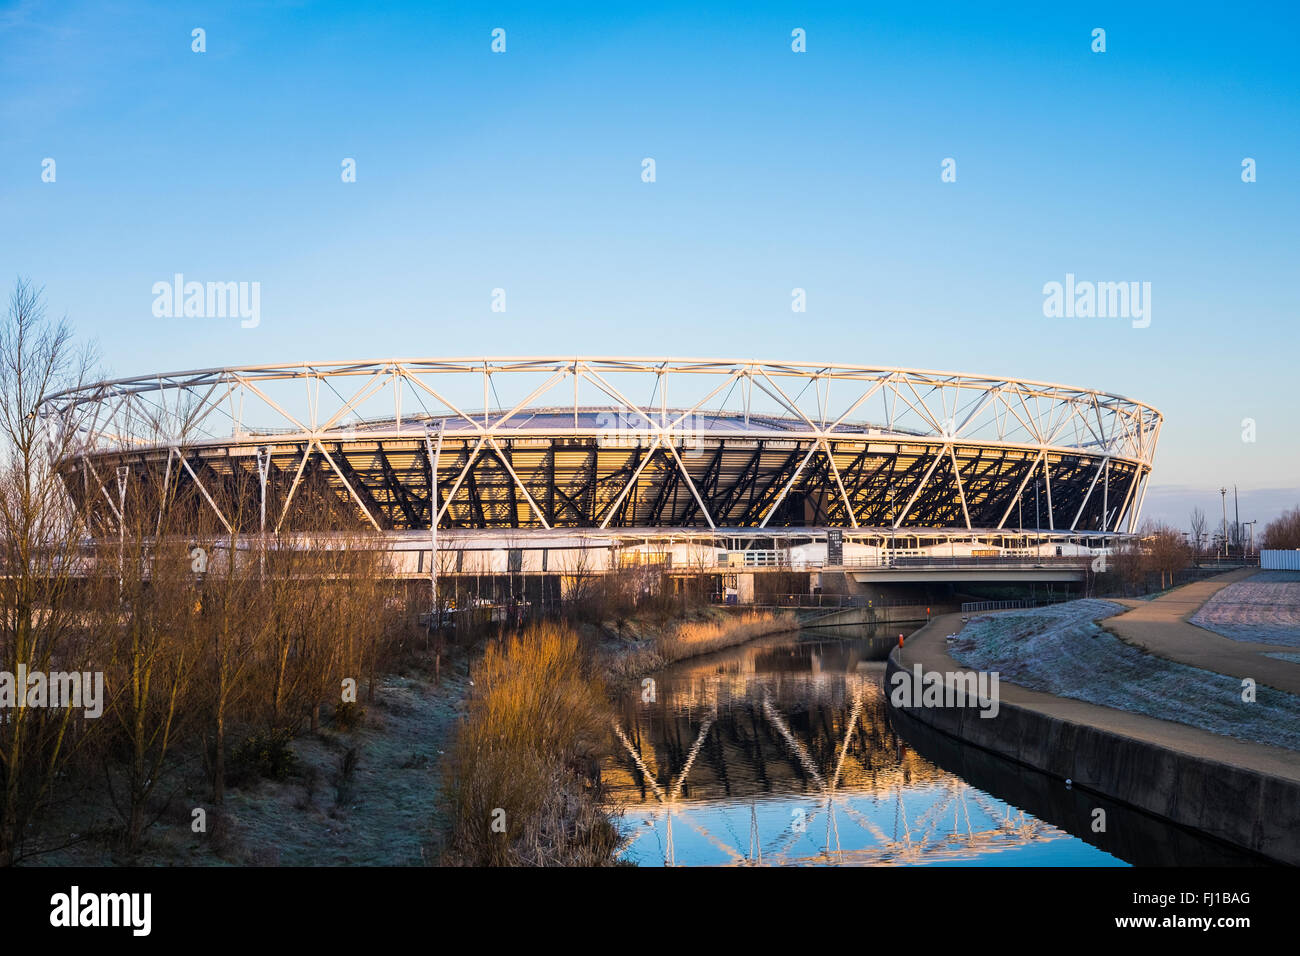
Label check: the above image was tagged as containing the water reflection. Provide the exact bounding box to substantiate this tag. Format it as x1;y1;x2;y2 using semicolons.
605;629;1120;867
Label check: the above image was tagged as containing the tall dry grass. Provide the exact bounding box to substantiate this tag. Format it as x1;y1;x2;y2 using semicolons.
603;609;797;682
445;621;618;866
657;610;797;663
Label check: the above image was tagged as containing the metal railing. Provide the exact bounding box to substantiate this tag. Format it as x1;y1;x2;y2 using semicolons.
746;594;937;610
959;596;1074;613
715;553;1096;571
1192;556;1262;569
771;594;867;609
846;555;1091;570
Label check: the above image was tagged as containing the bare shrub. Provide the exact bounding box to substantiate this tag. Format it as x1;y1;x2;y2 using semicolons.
334;746;360;808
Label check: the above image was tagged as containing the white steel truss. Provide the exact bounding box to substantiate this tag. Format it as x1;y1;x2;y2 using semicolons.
39;358;1162;536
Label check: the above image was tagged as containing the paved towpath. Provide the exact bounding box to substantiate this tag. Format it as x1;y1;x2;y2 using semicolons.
1103;569;1300;695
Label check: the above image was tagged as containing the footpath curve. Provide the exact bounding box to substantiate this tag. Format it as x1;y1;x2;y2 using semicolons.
1104;569;1300;694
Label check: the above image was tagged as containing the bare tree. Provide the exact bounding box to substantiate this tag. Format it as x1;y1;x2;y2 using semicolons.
0;278;98;864
191;467;263;804
1188;507;1207;565
1263;506;1300;550
92;504;201;853
557;540;600;620
1108;536;1145;596
1142;522;1193;591
84;403;214;853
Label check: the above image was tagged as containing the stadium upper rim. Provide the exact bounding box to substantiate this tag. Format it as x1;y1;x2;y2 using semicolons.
39;357;1162;453
41;355;1162;415
40;358;1162;535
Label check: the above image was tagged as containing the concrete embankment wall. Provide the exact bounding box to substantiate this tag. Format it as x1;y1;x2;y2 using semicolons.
884;654;1300;865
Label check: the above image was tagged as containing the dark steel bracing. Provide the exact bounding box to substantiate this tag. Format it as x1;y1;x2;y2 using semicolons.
62;428;1143;535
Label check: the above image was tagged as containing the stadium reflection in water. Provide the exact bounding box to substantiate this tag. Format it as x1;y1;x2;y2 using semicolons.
605;629;1261;867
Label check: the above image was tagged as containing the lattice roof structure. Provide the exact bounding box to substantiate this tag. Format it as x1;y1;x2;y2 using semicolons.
38;358;1162;536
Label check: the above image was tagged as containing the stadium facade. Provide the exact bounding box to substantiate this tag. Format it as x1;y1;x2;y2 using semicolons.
39;358;1162;582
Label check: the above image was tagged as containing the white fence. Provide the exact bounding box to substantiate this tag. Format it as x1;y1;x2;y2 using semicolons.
959;597;1073;613
1261;550;1300;571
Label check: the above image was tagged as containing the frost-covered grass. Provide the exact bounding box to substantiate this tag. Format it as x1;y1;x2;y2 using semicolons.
31;667;468;866
948;599;1300;752
1189;571;1300;647
1251;571;1300;581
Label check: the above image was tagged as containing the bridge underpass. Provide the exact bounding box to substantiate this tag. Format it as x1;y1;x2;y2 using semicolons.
849;565;1085;584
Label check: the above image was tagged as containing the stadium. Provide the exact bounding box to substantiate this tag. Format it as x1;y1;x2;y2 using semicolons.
38;358;1162;595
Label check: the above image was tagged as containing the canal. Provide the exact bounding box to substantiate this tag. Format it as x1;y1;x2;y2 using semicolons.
604;626;1262;866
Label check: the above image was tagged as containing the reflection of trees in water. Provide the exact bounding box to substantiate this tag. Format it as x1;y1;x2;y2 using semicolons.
606;640;1068;866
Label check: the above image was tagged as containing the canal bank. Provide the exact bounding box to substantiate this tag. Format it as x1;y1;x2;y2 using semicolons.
886;611;1300;865
595;607;799;684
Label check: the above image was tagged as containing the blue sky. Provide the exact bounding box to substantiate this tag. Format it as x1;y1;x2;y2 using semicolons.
2;0;1297;529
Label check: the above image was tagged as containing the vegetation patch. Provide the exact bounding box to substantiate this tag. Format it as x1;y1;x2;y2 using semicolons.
444;622;621;866
599;608;797;682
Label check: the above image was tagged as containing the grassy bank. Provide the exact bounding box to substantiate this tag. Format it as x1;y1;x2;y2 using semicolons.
948;599;1300;752
598;608;798;683
30;608;794;866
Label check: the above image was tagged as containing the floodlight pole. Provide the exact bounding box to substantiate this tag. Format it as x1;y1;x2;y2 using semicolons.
256;446;271;580
116;464;129;597
425;422;445;621
1233;485;1240;557
1220;487;1228;559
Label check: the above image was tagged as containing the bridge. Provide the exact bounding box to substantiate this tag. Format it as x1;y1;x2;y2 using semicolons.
841;555;1090;584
